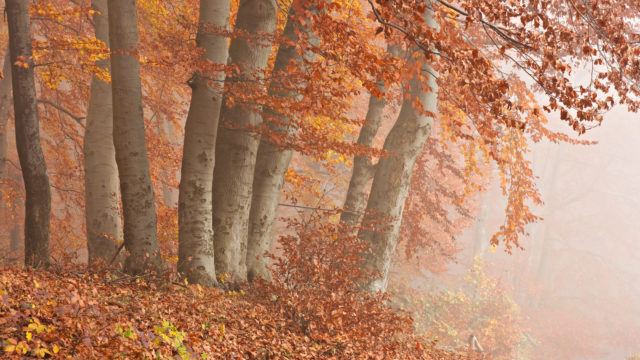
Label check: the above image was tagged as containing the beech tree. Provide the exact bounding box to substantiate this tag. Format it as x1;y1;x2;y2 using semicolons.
0;49;12;183
108;0;163;274
178;0;231;286
246;1;315;281
355;10;438;291
340;83;386;228
0;47;18;259
212;0;277;282
84;0;122;265
0;49;13;237
6;0;51;268
359;82;438;290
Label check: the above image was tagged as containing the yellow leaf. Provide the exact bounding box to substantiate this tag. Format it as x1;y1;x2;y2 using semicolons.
16;342;28;354
52;344;60;354
25;331;32;341
34;346;51;358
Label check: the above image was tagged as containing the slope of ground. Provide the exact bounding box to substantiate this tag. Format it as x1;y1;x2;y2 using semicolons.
0;267;473;359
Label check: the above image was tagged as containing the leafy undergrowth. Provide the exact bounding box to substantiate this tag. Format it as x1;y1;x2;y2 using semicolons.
0;217;481;359
0;267;476;359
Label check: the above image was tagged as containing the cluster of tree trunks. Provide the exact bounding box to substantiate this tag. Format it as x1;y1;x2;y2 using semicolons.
211;0;277;283
6;0;439;293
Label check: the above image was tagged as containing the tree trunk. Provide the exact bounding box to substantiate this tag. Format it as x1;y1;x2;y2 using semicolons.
530;145;562;307
84;0;122;266
178;0;231;286
358;11;438;292
246;2;315;282
212;0;277;283
108;0;163;274
9;223;20;254
471;182;492;261
340;82;386;228
0;49;12;182
6;0;51;268
0;49;13;256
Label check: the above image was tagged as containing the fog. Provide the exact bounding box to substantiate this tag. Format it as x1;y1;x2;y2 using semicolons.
413;103;640;359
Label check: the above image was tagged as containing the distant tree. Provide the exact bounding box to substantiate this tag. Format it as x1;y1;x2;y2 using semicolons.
84;0;122;265
0;49;12;193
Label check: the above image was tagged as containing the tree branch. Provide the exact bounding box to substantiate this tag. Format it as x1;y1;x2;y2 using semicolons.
37;99;85;128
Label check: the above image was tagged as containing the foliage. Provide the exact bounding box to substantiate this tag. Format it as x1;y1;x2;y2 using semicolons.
1;0;639;357
394;259;525;359
0;266;476;359
256;216;411;349
248;214;486;358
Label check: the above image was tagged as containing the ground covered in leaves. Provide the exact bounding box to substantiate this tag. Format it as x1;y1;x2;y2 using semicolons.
0;267;475;359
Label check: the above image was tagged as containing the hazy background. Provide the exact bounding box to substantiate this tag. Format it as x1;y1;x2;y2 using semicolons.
431;103;640;359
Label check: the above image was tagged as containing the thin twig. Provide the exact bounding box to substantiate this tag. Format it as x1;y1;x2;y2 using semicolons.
278;203;339;212
37;99;86;127
108;242;125;266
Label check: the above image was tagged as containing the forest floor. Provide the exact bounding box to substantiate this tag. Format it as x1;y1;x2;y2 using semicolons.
0;267;473;359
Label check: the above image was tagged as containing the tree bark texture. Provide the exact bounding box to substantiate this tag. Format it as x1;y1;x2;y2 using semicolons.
178;0;231;286
0;49;14;255
84;0;123;266
108;0;163;274
340;82;386;228
212;0;277;283
6;0;52;268
358;11;439;292
246;1;315;281
0;49;12;183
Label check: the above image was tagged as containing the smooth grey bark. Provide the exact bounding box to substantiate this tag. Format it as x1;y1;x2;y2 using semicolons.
212;0;277;283
9;223;20;254
340;83;386;228
246;2;314;282
108;0;163;274
359;11;439;292
158;116;178;207
0;49;12;181
178;0;231;286
0;49;13;254
84;0;122;266
6;0;51;268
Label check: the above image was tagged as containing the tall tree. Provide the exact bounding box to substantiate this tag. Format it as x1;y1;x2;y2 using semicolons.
84;0;122;265
246;2;314;281
358;10;438;292
6;0;51;267
0;49;17;257
178;0;231;286
212;0;277;283
0;49;12;184
340;83;386;228
471;183;492;261
108;0;163;274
